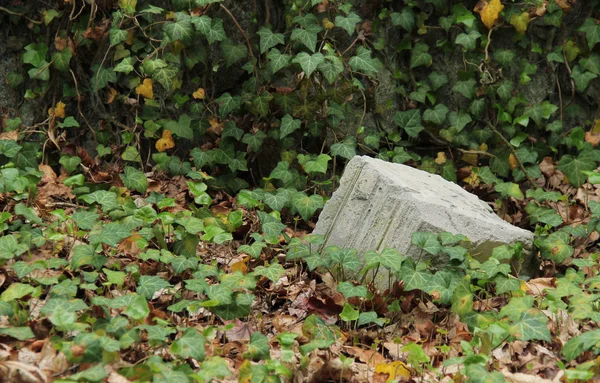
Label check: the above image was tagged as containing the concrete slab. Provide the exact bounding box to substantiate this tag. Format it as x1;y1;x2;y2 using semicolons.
313;156;536;288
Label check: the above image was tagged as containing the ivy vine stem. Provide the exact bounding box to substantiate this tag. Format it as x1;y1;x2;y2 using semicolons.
219;4;258;82
0;6;42;24
486;122;536;187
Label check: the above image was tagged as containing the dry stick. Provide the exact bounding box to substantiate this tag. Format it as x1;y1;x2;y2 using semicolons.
69;68;96;139
484;24;500;63
69;0;86;21
562;47;576;110
555;68;563;122
219;4;258;81
0;6;42;24
487;122;537;187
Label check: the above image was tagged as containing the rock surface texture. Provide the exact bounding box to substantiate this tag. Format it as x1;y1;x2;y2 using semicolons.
313;156;536;287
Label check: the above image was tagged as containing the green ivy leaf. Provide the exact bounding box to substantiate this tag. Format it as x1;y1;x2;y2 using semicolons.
494;276;521;294
267;48;292;74
114;57;135;74
51;49;72;72
280;114;302;139
453;4;476;28
95;223;132;247
428;71;448;91
394;109;423;137
571;65;598;92
290;24;322;52
523;101;558;125
495;182;524;200
455;30;481;51
163;114;193;140
334;12;361;35
59;155;81;174
401;264;433;291
411;232;441;255
298;153;331;174
535;232;573;263
337;281;367;298
257;26;285;53
0;283;34;302
423;104;449;125
581;54;600;75
410;43;431;68
509;309;551;342
292;193;324;222
164;19;194;43
448;111;472;132
215;93;241;117
241;131;267;152
525;203;563;226
220;39;248;67
391;8;415;32
257;211;286;240
349;47;382;75
579;18;600;50
79;190;119;211
109;28;128;46
120;166;148;194
292;52;325;77
452;79;477;100
91;65;116;91
558;153;597;187
138;275;171;299
171;328;206;361
330;137;356;160
318;55;344;84
254;263;285;283
563;329;600;362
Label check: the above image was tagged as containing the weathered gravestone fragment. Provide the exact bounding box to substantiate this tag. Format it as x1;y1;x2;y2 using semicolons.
313;156;536;288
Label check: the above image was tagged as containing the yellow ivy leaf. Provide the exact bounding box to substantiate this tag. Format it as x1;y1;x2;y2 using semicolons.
126;29;135;45
510;12;530;34
322;18;335;30
463;169;480;187
592;119;600;133
172;40;185;55
375;361;411;382
136;78;154;99
434;152;447;165
106;87;118;104
48;101;66;119
155;130;175;152
165;11;175;20
461;152;478;166
192;88;206;100
474;0;504;29
509;153;518;170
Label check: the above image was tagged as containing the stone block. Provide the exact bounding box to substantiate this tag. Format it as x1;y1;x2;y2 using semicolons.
313;156;536;287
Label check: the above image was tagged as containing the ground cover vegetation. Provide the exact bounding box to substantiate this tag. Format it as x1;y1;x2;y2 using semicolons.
0;0;599;381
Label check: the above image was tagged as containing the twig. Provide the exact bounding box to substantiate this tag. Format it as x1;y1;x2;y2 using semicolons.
0;6;42;24
341;33;362;56
219;4;258;81
484;24;501;63
457;148;496;158
69;68;96;139
46;201;83;209
487;122;537;186
555;67;563;122
562;47;576;109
